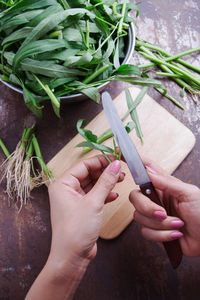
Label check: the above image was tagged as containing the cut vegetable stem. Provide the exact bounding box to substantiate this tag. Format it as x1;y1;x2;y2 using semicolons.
0;138;10;158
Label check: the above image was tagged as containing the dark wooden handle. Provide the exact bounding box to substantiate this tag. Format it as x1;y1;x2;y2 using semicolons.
140;182;182;269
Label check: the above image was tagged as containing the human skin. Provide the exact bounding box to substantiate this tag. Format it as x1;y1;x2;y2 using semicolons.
129;158;200;257
26;155;125;300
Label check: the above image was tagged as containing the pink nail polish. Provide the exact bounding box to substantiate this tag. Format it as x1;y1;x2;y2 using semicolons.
154;211;167;220
171;220;184;228
109;160;121;175
171;232;183;239
146;166;157;175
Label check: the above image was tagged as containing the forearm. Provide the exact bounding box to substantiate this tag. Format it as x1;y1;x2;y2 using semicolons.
26;256;89;300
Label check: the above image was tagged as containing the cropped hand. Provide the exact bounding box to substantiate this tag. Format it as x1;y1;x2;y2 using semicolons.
129;159;200;257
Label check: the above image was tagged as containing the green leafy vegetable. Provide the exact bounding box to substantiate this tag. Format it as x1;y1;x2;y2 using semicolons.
0;0;162;118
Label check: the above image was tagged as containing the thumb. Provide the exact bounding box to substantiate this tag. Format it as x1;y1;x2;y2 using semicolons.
87;160;121;206
146;166;191;198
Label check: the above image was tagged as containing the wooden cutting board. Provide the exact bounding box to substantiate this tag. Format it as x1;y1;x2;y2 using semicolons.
47;87;195;239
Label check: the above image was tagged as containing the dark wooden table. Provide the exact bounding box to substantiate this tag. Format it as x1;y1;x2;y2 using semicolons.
0;1;200;299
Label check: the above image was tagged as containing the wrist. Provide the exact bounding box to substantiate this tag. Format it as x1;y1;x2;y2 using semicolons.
46;251;90;284
26;255;89;300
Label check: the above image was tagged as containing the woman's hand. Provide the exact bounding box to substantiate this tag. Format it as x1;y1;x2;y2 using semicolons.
48;154;124;264
129;159;200;257
26;155;124;300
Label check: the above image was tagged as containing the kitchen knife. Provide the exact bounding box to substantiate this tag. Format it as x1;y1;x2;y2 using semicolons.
102;91;182;269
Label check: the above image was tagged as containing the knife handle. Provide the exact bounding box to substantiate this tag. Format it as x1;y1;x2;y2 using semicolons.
140;182;182;269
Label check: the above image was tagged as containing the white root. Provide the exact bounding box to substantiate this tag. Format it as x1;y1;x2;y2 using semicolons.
0;153;53;211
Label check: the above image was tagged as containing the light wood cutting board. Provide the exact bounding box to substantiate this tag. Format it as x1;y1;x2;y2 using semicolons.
47;87;195;239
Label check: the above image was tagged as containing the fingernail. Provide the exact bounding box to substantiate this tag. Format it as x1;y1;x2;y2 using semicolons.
109;160;121;175
146;166;157;175
171;220;184;228
113;192;119;198
171;232;183;239
154;211;167;220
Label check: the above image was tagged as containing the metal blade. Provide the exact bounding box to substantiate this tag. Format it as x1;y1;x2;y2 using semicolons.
102;92;150;186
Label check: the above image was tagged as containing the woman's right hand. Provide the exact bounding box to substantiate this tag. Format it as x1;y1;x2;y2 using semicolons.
129;159;200;257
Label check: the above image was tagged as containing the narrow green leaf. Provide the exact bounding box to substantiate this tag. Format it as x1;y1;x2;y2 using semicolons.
13;39;68;70
76;119;98;142
114;64;141;76
20;58;87;78
77;141;114;154
23;85;43;118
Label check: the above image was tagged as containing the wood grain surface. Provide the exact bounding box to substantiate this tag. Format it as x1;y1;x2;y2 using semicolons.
0;1;200;300
48;87;195;239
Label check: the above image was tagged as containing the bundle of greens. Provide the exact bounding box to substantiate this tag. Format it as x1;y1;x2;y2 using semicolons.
136;38;200;106
0;127;53;210
0;0;163;118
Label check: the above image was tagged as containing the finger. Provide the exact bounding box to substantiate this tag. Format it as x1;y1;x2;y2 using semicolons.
141;227;183;242
129;189;167;219
105;191;119;204
83;171;125;193
142;156;169;176
61;155;113;181
87;160;121;208
134;211;184;230
145;167;198;200
60;155;115;188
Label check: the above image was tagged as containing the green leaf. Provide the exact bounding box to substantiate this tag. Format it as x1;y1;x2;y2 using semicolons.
125;88;144;142
21;8;95;47
13;39;68;70
33;75;60;118
20;58;87;78
1;9;43;32
23;85;43;118
76;119;98;142
114;64;141;76
0;0;58;24
2;26;32;45
79;86;100;103
77;141;114;154
112;76;164;88
28;4;63;27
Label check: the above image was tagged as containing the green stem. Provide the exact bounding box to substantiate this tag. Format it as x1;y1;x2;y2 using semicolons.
101;151;112;164
112;2;118;15
118;2;126;35
58;0;70;9
136;39;200;73
86;20;90;49
155;72;179;78
155;87;184;110
25;139;34;161
140;49;200;89
0;138;10;158
83;64;110;84
32;134;52;178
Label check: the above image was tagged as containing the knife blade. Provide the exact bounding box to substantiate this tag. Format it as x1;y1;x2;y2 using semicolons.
102;91;182;269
